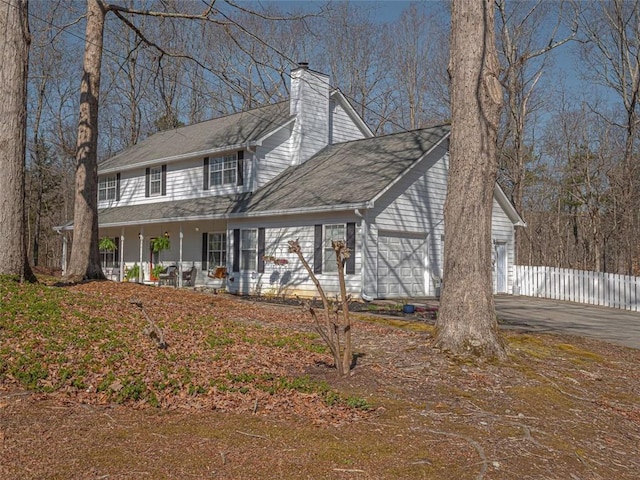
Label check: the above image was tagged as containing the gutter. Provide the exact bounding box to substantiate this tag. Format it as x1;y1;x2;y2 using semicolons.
76;201;375;230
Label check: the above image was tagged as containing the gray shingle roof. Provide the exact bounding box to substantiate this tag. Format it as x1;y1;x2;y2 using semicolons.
97;125;450;227
99;101;292;172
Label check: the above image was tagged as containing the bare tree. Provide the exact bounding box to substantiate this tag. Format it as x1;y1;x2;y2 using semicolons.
0;0;36;282
575;0;640;274
288;239;353;376
64;0;107;282
496;0;576;263
385;3;449;129
434;0;506;359
64;0;303;281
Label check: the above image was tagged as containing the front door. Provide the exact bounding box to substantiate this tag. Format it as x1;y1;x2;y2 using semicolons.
495;242;507;293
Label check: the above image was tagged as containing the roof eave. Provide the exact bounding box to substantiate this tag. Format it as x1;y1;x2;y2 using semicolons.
95;202;373;230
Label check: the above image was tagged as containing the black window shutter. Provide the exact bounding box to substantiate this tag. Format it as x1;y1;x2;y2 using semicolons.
203;157;209;190
237;151;244;186
314;224;323;274
201;232;208;272
346;222;356;274
233;229;240;272
116;173;121;201
115;236;120;265
257;227;265;273
161;164;167;196
145;167;150;197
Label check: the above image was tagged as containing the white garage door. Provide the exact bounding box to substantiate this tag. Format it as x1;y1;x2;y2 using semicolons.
377;234;427;298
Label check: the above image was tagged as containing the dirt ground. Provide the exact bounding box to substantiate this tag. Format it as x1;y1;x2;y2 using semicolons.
1;281;639;479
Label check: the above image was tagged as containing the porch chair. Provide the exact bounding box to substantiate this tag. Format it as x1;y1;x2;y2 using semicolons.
206;266;228;293
157;265;178;287
182;265;197;287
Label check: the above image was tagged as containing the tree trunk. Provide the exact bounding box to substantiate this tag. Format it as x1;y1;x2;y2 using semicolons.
64;0;107;282
0;0;36;282
434;0;506;359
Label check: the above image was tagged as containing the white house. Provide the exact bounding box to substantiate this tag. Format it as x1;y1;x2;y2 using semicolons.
59;63;525;298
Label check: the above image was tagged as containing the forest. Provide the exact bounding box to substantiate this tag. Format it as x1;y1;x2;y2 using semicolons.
22;0;640;276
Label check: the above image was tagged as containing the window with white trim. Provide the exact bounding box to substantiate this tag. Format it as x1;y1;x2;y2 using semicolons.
98;175;117;201
99;238;118;269
210;154;237;186
208;232;227;266
240;229;257;271
324;224;345;273
149;166;162;196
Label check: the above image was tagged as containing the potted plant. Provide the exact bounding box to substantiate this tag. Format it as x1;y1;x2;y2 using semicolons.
125;263;140;282
99;237;117;252
150;235;171;280
98;237;118;270
151;264;165;280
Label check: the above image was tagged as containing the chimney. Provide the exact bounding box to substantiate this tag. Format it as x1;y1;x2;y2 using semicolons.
290;63;330;165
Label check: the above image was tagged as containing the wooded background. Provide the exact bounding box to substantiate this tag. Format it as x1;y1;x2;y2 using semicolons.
25;0;640;277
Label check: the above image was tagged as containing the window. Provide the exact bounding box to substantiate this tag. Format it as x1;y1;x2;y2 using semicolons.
208;232;227;266
324;224;345;273
210;154;237;186
98;175;117;201
99;238;118;269
240;229;257;271
149;166;162;196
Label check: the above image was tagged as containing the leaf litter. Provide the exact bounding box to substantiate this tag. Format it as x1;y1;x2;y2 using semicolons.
0;278;639;479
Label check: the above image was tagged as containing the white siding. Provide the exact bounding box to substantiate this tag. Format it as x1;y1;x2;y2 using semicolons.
98;152;254;209
329;98;367;144
226;214;362;298
371;150;449;297
255;124;294;188
491;199;516;294
289;68;330;165
368;148;517;297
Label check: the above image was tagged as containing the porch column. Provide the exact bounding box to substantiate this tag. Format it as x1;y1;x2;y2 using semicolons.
138;229;144;283
61;234;67;275
119;228;125;281
179;226;184;288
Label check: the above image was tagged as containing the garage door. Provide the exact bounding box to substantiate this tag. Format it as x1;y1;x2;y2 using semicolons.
377;233;427;298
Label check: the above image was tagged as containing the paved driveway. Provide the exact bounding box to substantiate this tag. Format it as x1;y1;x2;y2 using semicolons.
494;295;640;349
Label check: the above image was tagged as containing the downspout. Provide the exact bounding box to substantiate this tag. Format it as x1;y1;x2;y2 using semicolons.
179;226;183;288
119;228;124;282
138;229;144;283
354;209;374;302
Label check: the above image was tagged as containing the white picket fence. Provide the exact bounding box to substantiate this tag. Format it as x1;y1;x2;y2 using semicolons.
514;265;640;312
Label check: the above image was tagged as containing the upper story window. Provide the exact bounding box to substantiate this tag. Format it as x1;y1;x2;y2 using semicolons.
145;165;166;197
211;154;237;186
203;151;244;190
323;224;345;273
98;175;117;201
149;166;162;196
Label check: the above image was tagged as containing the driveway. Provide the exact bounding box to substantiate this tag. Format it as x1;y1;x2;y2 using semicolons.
494;295;640;349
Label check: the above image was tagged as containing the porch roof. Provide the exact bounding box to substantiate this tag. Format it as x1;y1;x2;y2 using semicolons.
96;126;451;228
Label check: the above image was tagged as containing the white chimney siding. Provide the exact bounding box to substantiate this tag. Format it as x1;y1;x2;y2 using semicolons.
289;65;330;166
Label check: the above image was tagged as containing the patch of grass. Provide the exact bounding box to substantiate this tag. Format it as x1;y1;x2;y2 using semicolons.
556;343;604;362
205;332;234;348
358;314;435;333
